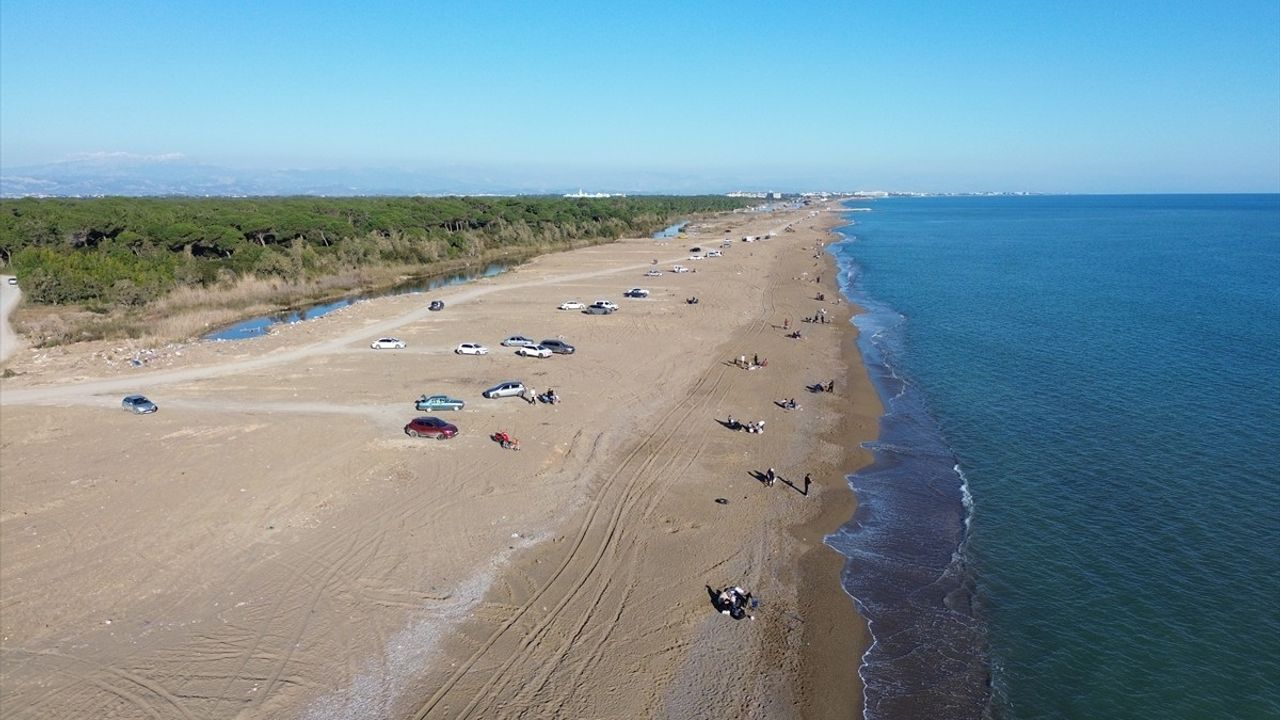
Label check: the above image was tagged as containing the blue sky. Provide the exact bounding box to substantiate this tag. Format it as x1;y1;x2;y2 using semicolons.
2;0;1278;193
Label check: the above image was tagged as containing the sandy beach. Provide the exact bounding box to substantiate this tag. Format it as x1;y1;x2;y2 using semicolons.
0;203;880;719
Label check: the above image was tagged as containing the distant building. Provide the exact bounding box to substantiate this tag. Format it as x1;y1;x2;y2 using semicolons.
565;189;629;197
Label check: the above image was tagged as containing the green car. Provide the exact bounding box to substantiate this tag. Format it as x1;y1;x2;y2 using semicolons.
415;394;465;411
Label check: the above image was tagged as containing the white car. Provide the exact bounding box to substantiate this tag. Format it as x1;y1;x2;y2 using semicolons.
707;250;722;257
688;254;705;260
645;269;663;277
558;301;585;310
593;299;620;311
624;288;650;298
515;345;553;358
371;338;406;350
671;265;690;273
455;343;489;355
501;335;537;348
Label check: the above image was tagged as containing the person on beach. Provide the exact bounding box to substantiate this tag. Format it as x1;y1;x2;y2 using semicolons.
803;473;812;496
826;380;835;393
766;468;777;487
784;318;790;329
753;353;759;367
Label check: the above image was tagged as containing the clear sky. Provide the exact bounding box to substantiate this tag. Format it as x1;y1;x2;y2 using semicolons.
2;0;1278;193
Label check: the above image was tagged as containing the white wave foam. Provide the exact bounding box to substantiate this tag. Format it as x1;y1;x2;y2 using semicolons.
955;463;974;530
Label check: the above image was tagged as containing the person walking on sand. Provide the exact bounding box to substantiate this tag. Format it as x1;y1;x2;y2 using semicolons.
766;468;777;487
803;473;812;496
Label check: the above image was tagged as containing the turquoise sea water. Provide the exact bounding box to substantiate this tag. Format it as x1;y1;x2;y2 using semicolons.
826;195;1280;719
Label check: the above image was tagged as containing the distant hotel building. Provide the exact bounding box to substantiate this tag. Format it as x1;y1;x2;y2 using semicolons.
726;191;785;199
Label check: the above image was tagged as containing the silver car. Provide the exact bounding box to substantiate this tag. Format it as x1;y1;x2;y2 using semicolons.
482;380;528;399
122;395;158;414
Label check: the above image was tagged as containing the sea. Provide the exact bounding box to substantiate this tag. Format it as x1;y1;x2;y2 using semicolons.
824;194;1280;719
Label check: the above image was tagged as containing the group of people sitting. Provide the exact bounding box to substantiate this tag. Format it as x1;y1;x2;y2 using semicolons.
713;586;756;620
787;330;803;339
537;388;560;404
808;380;835;393
726;415;765;434
491;431;521;450
686;296;700;304
780;397;798;410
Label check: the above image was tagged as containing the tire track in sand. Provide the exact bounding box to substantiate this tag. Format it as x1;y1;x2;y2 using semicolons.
413;361;733;719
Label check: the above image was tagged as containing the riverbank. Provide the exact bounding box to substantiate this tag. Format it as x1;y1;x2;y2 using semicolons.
0;202;879;718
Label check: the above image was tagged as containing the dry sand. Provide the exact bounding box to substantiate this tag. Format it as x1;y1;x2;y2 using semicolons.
0;203;880;719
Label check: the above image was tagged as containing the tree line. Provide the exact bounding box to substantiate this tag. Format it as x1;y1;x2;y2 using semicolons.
0;195;749;306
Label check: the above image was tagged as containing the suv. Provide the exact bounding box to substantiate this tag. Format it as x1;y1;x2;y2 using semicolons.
593;300;619;311
624;288;650;298
483;380;527;399
540;339;575;354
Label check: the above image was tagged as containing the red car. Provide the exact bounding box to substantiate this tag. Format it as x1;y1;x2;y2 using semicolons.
404;416;459;439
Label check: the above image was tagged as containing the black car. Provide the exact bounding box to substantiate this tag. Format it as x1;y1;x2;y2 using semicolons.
583;305;614;315
429;300;445;311
540;339;575;354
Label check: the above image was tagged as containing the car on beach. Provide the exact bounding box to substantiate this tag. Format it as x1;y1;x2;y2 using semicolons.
593;300;620;311
455;342;489;355
645;269;663;277
539;339;575;354
429;300;445;311
483;380;528;399
515;345;553;358
404;416;458;439
671;265;690;273
707;250;722;257
624;288;650;298
558;301;585;310
6;277;16;286
122;395;158;414
415;394;465;411
583;305;614;315
501;335;537;348
371;338;407;350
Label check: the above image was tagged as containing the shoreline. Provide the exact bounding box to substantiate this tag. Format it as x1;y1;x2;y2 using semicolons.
0;202;882;718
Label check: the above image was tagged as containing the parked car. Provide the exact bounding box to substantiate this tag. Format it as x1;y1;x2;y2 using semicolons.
371;338;407;350
429;300;445;311
539;339;575;354
689;246;703;253
593;300;620;311
558;300;585;310
483;380;527;398
121;395;158;414
6;277;16;286
404;416;458;439
671;265;690;273
707;250;722;257
584;305;615;315
455;342;489;355
415;394;465;411
516;345;553;358
645;269;663;277
624;288;650;298
501;335;537;348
